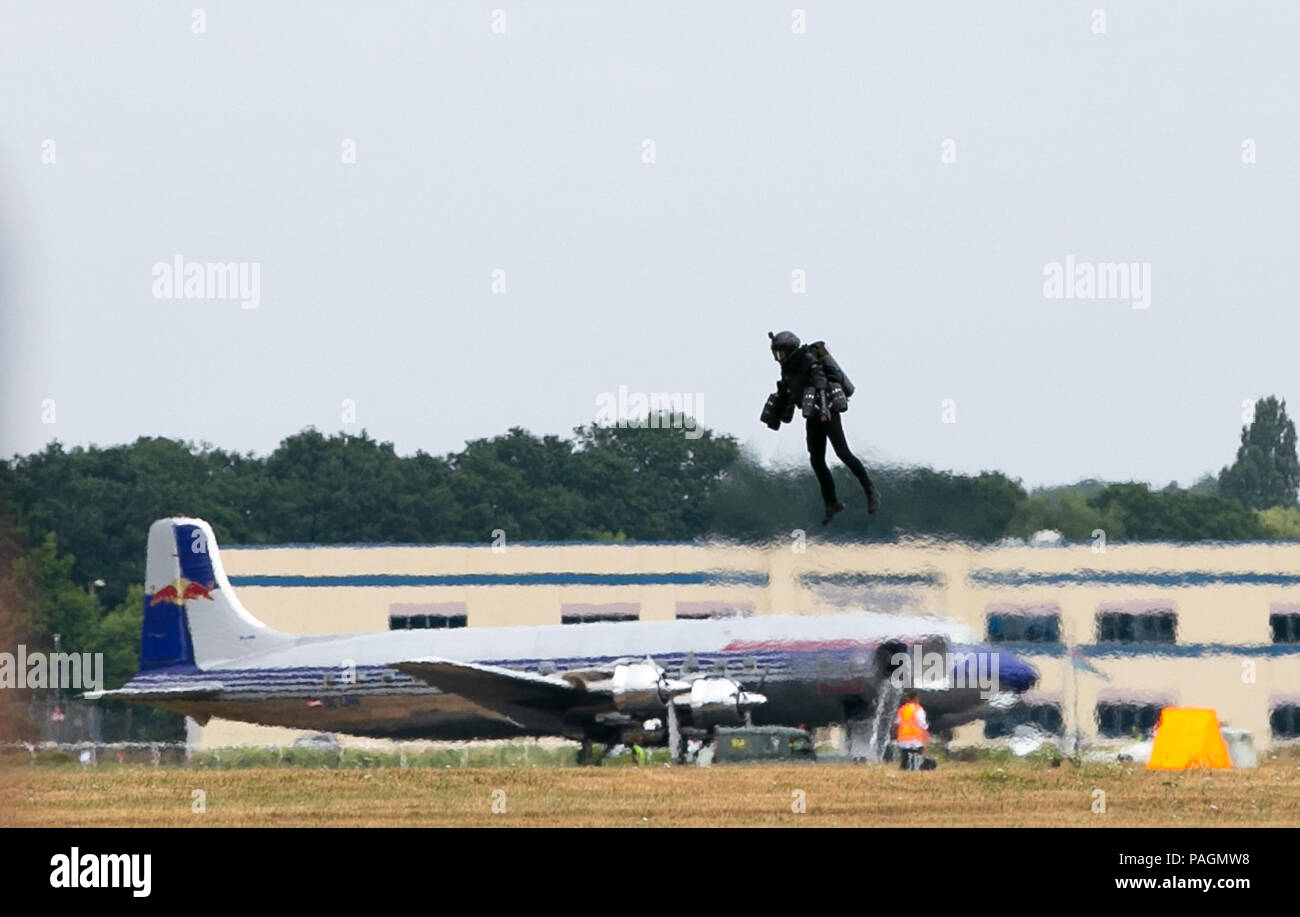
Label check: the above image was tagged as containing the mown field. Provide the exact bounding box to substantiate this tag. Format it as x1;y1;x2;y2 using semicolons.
4;757;1300;827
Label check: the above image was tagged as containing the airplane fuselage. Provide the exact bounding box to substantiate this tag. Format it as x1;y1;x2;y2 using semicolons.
125;612;1036;741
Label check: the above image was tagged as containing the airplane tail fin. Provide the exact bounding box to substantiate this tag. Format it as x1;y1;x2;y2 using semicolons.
141;517;292;671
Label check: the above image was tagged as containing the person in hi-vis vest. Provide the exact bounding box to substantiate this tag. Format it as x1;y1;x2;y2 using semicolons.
894;691;930;771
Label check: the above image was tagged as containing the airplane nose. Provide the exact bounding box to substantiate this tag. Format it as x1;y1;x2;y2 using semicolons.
998;652;1038;693
947;645;1038;693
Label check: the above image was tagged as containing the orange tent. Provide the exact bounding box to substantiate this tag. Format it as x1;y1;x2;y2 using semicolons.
1146;707;1233;770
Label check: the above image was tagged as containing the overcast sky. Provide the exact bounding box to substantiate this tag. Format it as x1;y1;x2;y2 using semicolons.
2;1;1297;488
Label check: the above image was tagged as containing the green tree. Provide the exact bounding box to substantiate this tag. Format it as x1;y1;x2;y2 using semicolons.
98;583;145;690
572;417;741;540
705;461;1028;543
1009;487;1124;543
703;454;814;541
872;469;1026;542
447;427;589;540
1219;396;1299;511
1258;506;1300;540
259;428;459;542
7;533;102;655
1090;483;1268;541
0;528;112;741
1;437;256;609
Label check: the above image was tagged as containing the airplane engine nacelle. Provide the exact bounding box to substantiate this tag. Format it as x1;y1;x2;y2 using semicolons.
609;662;670;713
680;677;766;727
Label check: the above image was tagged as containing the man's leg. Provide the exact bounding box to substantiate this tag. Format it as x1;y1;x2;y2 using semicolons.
805;417;842;523
825;413;881;513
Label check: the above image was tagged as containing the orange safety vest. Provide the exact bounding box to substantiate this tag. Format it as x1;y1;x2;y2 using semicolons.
896;701;929;745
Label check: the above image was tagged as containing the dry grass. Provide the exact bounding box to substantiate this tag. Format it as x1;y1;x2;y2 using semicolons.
4;759;1300;827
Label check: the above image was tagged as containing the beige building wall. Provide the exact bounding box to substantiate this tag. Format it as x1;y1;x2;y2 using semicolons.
199;539;1300;750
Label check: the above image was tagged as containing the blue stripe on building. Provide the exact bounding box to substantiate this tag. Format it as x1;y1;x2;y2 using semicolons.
985;642;1300;658
970;569;1300;588
798;571;946;588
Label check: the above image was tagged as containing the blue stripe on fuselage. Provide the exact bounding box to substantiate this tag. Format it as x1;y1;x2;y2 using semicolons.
124;644;1042;694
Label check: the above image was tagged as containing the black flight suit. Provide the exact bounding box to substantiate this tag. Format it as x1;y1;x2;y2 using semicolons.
776;345;878;518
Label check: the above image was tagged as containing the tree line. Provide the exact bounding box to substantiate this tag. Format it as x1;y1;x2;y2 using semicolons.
0;396;1296;711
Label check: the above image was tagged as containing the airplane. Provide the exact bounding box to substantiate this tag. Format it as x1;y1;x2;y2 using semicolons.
89;517;1039;761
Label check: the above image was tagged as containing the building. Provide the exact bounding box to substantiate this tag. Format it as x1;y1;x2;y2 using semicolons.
198;537;1300;750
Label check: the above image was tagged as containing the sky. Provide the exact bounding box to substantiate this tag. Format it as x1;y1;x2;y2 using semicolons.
2;1;1297;489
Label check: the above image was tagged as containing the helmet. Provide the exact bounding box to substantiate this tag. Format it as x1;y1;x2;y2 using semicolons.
769;330;800;363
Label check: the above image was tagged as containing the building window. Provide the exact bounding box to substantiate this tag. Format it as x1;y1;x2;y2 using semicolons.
1095;701;1164;738
1270;705;1300;739
561;603;639;624
1096;610;1176;644
389;602;468;630
984;703;1063;739
389;613;467;630
986;612;1061;643
1270;613;1300;644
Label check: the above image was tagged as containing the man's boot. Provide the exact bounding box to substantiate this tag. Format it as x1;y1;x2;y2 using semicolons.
822;501;844;525
864;481;881;514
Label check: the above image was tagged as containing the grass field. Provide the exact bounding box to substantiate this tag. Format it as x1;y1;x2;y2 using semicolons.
5;757;1300;827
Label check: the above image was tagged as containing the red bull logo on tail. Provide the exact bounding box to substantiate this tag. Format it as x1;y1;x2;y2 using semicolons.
148;578;216;606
